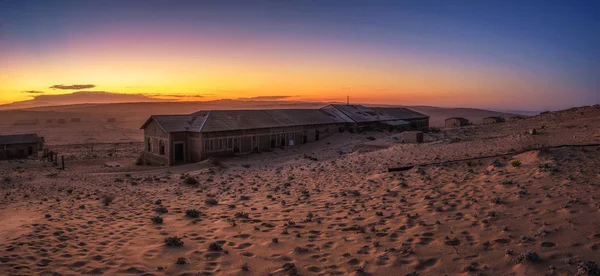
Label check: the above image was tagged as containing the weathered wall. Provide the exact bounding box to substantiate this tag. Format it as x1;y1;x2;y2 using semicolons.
406;118;429;129
142;120;170;165
0;143;39;160
144;120;168;138
188;132;202;163
445;119;468;128
170;132;188;165
199;123;342;160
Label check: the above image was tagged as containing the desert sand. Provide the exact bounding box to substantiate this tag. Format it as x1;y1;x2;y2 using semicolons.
1;105;600;276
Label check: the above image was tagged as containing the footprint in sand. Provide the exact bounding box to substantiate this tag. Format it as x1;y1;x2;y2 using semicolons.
541;241;556;248
235;242;253;249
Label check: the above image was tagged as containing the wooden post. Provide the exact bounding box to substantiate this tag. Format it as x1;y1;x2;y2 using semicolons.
61;156;65;170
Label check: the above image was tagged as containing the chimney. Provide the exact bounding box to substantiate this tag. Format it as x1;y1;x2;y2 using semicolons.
347;95;350;105
237;114;242;126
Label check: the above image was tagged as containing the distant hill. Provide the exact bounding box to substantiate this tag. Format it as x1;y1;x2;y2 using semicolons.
0;91;163;111
0;100;522;127
393;106;521;126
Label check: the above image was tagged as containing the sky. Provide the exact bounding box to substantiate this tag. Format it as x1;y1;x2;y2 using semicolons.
0;0;598;110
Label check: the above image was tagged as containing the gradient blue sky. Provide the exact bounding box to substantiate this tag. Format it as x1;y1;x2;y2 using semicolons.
1;0;598;110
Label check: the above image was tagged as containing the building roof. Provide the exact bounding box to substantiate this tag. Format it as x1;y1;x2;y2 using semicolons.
445;117;469;121
196;109;345;132
140;115;199;133
322;104;397;123
381;119;410;126
141;104;432;133
372;107;430;120
141;109;346;133
0;134;40;145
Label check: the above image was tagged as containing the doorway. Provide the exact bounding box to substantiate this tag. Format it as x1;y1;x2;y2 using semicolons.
174;143;184;163
315;130;320;141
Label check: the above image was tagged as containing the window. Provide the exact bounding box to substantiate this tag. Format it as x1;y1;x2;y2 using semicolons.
147;138;152;152
219;139;223;150
159;140;165;155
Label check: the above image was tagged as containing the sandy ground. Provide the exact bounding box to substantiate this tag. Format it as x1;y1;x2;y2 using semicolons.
1;105;600;276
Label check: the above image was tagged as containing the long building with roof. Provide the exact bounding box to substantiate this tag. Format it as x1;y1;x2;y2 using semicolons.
139;105;429;165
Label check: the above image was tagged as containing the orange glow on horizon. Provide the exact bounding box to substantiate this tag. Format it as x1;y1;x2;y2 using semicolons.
0;24;576;109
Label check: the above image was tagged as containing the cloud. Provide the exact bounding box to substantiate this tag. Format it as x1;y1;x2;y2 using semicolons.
238;95;292;101
0;91;164;110
21;90;45;94
50;84;96;90
144;93;206;99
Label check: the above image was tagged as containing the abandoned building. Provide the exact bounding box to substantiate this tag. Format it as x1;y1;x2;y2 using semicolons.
444;117;470;128
483;116;506;124
400;131;424;143
140;105;430;166
0;134;44;160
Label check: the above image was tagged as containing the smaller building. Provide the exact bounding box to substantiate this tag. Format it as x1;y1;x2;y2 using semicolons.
0;134;44;160
400;131;424;143
483;116;505;124
445;117;469;128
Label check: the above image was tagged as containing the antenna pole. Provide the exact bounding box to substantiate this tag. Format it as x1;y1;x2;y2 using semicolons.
347;95;349;105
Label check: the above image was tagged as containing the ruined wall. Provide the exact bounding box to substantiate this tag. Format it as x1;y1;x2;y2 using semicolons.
0;143;39;160
142;120;169;165
199;123;342;160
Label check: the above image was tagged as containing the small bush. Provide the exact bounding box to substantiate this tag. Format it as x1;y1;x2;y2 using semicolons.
515;251;540;263
577;261;599;275
294;246;309;253
185;209;201;218
155;206;169;214
101;195;114;206
151;216;164;224
205;198;218;206
184;176;199;186
235;212;249;219
208;242;223;251
176;257;187;265
511;160;521;167
164;236;184;247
